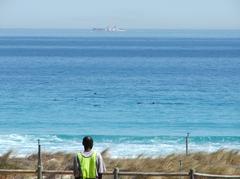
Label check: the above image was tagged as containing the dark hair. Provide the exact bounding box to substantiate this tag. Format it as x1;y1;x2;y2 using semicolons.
82;136;93;149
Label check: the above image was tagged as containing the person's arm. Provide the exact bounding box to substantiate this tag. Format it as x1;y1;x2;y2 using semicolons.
97;153;106;179
98;173;103;179
73;155;80;179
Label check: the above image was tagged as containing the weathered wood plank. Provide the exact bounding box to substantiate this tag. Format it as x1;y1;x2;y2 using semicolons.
1;169;240;179
0;169;36;174
194;172;240;179
118;171;189;176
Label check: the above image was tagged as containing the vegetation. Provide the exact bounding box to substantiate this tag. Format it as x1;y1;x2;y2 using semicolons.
0;149;239;178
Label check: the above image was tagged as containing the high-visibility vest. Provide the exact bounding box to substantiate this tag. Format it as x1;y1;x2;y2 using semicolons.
77;151;97;179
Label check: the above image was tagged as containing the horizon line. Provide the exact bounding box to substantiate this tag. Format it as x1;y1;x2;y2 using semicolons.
1;28;240;31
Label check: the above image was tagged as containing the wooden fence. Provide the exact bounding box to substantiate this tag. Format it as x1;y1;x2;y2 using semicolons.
0;168;240;179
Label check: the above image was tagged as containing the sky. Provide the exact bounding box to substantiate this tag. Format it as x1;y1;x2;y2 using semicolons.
0;0;240;29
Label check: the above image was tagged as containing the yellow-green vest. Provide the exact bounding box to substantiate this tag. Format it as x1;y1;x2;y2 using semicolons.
77;151;97;179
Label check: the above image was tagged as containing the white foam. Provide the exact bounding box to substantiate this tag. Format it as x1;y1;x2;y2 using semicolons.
0;134;239;158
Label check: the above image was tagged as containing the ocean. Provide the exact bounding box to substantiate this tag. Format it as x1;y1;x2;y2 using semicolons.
0;29;240;158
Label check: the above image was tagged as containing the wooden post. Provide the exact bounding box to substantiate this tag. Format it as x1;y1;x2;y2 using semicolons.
37;139;43;179
179;160;182;179
189;169;194;179
186;133;190;156
113;168;119;179
179;160;182;172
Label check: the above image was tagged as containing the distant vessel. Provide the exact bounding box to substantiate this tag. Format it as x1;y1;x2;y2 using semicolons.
92;26;126;32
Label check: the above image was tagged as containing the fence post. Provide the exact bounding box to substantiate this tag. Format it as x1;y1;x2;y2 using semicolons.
186;133;190;156
113;168;119;179
189;169;194;179
179;160;182;172
37;139;43;179
179;160;183;179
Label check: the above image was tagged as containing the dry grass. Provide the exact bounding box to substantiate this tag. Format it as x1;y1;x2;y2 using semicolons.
0;149;240;178
103;149;240;175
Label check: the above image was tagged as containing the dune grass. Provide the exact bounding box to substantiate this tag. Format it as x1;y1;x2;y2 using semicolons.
0;149;240;176
104;149;240;175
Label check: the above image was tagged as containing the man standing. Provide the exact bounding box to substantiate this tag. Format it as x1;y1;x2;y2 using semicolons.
73;136;106;179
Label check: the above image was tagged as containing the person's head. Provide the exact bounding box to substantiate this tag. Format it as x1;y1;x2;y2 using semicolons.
82;136;93;151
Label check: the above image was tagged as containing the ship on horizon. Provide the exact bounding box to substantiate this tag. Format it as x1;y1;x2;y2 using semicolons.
92;25;126;32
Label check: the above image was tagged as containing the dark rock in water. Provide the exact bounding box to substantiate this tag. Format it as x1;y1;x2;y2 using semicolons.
74;97;78;101
137;102;142;104
93;104;100;107
151;102;155;104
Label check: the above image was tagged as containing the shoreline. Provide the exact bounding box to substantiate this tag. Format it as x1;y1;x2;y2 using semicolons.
1;134;240;158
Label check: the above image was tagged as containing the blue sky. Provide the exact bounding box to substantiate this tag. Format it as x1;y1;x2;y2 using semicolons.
0;0;240;29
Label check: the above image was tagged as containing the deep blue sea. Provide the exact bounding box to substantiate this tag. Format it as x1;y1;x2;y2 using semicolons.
0;30;240;157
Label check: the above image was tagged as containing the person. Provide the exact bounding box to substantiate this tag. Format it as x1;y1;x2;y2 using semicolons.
73;136;106;179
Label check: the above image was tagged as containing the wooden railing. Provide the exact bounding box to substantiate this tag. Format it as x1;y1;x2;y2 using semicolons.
0;169;240;179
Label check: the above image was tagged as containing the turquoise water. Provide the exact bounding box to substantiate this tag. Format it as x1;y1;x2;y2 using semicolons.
0;30;240;157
